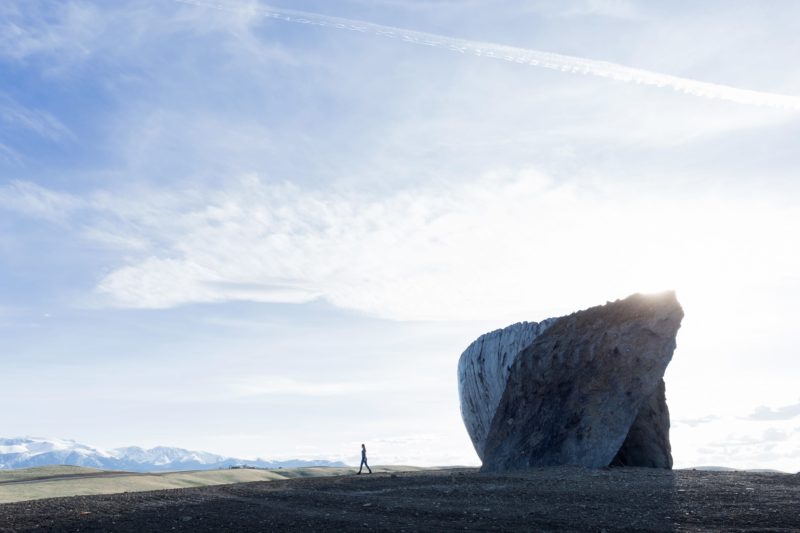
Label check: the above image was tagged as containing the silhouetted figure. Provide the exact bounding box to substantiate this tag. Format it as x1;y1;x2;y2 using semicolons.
357;443;372;474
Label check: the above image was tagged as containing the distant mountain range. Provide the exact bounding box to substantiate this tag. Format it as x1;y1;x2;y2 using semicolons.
0;437;346;472
685;466;790;474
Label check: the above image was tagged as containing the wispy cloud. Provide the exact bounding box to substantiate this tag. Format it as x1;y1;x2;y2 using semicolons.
677;415;720;427
2;171;798;322
0;141;20;163
230;376;394;397
0;180;83;222
0;2;101;65
0;1;296;76
671;413;800;471
175;0;800;111
745;401;800;421
707;428;791;447
0;94;73;142
514;0;644;20
556;0;642;19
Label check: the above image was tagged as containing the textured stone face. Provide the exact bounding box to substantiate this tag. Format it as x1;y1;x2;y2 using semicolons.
457;320;554;461
611;378;673;468
457;293;683;471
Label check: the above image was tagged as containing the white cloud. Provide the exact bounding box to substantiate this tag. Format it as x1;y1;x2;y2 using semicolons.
745;401;800;421
80;170;595;316
3;171;798;323
0;167;794;331
0;180;83;222
672;415;800;472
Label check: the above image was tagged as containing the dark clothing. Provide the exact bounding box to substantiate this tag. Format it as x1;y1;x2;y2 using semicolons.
358;447;372;474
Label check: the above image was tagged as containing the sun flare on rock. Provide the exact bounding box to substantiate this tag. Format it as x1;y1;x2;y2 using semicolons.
458;292;683;471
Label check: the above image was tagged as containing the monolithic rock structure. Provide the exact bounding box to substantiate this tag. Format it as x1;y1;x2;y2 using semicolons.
457;292;683;471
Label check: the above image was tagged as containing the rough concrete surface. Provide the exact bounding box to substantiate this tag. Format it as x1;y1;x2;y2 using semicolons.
482;293;683;470
457;319;553;460
459;293;683;471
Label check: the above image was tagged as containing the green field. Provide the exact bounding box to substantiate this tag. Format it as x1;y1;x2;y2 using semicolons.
0;465;425;504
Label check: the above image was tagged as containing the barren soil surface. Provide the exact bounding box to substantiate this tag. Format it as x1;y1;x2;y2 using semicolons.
1;467;798;532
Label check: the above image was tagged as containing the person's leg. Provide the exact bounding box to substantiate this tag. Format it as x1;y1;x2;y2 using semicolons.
358;458;364;474
366;460;372;474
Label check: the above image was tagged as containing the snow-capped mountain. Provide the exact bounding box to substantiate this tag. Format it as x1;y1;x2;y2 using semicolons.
0;437;345;472
111;446;226;468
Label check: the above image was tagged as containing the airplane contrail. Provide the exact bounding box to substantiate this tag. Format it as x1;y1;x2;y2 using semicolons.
175;0;800;112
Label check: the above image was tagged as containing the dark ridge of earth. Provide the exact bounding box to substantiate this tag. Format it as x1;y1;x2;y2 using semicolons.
1;467;799;532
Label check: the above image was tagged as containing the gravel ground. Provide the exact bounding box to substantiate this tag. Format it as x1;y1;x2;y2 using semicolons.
1;467;798;532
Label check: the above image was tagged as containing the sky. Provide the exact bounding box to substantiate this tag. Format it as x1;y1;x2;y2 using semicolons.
1;0;799;471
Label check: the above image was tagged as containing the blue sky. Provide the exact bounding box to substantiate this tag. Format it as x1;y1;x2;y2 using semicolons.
1;0;799;470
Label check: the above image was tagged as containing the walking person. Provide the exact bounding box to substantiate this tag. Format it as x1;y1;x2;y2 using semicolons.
357;443;372;474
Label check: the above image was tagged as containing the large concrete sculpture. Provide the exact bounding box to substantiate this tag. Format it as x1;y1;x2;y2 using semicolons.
457;292;683;471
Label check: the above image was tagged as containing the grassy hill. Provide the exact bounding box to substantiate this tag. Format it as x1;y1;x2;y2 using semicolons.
0;465;426;504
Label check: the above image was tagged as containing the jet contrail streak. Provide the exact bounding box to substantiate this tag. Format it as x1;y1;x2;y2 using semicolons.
175;0;800;112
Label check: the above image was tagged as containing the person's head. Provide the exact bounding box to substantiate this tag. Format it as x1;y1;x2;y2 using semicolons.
361;443;365;449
